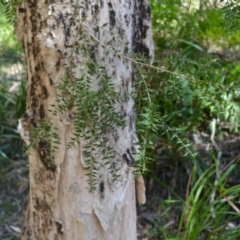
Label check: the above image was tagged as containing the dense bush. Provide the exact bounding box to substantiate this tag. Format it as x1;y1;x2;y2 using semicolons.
136;0;240;168
135;0;240;239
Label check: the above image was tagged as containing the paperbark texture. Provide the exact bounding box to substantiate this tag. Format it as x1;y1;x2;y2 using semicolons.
16;0;153;239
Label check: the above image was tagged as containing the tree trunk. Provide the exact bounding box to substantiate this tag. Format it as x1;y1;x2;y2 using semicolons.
16;0;153;239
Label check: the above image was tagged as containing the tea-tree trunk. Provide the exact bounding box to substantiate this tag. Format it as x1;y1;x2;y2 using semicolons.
16;0;153;239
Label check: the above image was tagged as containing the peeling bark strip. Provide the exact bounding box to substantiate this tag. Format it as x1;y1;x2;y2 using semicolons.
16;0;153;239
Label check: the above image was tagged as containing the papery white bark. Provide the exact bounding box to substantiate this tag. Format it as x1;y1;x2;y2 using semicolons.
16;0;153;239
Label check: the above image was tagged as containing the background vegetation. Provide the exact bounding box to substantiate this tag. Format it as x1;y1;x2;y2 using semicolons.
1;0;240;239
136;0;240;239
0;6;27;239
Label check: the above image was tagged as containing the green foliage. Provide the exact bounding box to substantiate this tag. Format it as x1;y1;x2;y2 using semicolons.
134;0;240;171
223;0;240;35
138;0;240;238
45;24;127;189
0;0;22;25
149;163;240;240
56;63;126;189
0;7;22;68
0;2;24;173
